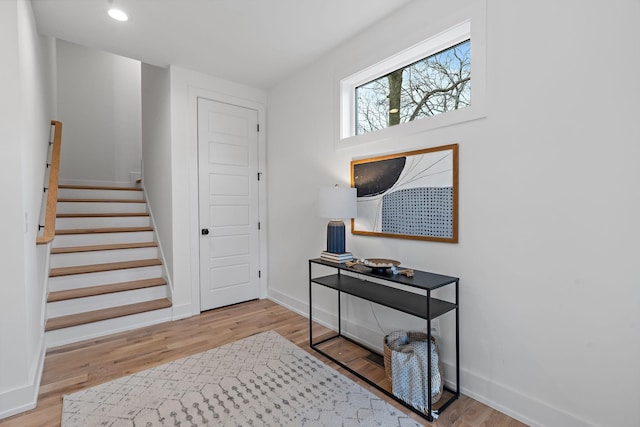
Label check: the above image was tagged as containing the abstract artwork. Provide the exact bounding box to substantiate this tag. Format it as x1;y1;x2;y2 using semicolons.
351;144;458;243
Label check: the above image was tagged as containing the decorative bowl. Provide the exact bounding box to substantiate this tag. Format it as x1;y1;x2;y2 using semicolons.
363;258;400;274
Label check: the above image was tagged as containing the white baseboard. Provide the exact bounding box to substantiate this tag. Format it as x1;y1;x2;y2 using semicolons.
0;386;36;420
268;289;384;353
267;288;309;319
171;302;195;321
267;288;595;427
452;365;598;427
0;334;46;420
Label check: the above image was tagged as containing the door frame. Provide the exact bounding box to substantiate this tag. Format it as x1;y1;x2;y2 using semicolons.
197;97;261;311
187;87;267;316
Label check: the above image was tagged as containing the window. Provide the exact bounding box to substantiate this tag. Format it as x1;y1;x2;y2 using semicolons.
355;40;470;135
339;19;485;145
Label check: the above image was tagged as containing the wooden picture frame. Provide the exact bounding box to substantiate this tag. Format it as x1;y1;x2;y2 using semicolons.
350;144;458;243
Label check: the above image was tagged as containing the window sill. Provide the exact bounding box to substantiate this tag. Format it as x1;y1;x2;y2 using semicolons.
335;103;486;151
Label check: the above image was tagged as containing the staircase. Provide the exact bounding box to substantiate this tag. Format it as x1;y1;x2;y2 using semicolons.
45;184;172;348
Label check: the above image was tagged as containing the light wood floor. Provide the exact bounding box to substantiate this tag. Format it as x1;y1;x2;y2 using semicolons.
0;299;526;426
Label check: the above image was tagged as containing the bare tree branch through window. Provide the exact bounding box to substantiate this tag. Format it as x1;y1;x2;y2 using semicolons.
356;40;471;135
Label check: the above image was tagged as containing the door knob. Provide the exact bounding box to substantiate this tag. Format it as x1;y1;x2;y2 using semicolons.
201;228;209;235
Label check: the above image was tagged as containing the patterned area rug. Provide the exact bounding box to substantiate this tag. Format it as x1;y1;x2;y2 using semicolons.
62;330;422;426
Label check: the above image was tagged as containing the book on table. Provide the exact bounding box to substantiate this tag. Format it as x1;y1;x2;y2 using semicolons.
320;251;353;262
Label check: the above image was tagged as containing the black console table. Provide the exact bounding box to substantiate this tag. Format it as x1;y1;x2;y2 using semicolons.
308;258;459;421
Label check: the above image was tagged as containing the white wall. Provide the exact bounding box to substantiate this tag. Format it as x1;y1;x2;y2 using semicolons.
0;0;56;418
168;66;267;319
56;41;141;185
141;63;174;280
266;1;640;426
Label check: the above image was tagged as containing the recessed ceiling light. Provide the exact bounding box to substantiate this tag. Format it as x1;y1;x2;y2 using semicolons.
108;8;128;22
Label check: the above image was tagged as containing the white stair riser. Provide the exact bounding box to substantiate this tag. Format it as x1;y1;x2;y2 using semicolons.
53;231;154;247
44;184;174;349
58;188;144;200
57;201;147;214
50;247;159;268
47;286;169;317
49;265;163;291
45;307;172;349
55;216;151;229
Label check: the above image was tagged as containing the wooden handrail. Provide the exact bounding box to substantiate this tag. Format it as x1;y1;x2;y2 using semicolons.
37;120;63;245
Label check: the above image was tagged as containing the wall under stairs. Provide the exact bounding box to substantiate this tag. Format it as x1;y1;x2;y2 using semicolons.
45;183;172;348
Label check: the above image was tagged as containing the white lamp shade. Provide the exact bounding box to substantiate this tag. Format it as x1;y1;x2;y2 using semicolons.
317;186;357;219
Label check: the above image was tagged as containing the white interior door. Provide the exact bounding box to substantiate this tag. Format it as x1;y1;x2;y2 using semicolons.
198;98;260;311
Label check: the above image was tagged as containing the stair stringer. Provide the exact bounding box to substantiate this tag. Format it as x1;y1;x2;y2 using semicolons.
140;181;178;317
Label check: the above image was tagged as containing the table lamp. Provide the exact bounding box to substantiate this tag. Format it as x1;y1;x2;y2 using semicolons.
317;185;357;254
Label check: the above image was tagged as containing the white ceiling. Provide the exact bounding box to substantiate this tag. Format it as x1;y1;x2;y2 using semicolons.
32;0;413;89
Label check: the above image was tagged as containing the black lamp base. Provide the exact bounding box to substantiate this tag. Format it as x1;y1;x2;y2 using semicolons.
326;220;346;254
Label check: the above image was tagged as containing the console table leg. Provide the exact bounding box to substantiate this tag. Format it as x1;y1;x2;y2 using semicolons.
338;291;342;336
309;261;314;346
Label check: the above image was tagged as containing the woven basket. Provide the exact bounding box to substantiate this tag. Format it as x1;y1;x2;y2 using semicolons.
383;331;443;404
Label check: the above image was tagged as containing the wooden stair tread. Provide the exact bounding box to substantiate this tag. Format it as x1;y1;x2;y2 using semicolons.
57;212;149;218
50;259;162;277
48;278;167;302
59;184;142;191
55;226;153;235
57;198;146;203
45;298;172;331
51;242;158;254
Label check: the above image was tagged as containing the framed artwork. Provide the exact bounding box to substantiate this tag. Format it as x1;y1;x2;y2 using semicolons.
350;144;458;243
